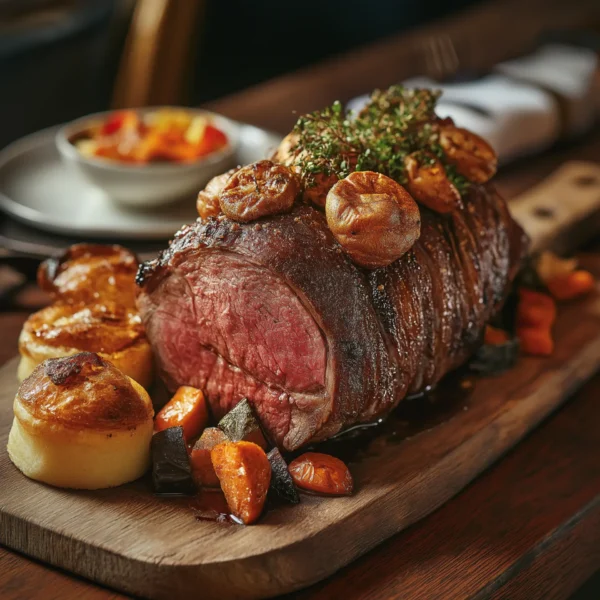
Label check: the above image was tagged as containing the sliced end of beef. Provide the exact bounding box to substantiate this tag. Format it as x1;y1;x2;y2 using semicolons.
138;207;396;451
138;185;526;450
139;248;328;448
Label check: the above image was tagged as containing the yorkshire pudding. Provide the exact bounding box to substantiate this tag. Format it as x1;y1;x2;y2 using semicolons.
8;352;154;489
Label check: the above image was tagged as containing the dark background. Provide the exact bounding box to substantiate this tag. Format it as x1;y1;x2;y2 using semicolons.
0;0;480;148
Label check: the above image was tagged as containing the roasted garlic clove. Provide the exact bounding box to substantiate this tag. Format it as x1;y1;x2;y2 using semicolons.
404;152;461;214
196;169;236;220
325;171;420;269
219;160;300;222
438;125;497;183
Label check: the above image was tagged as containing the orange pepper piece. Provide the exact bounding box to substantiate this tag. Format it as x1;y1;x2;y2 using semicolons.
546;270;595;301
518;327;554;356
517;289;556;328
154;386;208;442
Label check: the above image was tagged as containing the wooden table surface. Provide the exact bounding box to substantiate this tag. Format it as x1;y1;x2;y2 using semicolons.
2;16;600;599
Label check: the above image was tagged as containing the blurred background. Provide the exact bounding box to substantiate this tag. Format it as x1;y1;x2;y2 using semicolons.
1;0;599;147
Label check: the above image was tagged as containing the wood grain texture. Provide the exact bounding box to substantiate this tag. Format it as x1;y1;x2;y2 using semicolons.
295;373;600;600
0;260;599;599
509;161;600;254
0;546;125;600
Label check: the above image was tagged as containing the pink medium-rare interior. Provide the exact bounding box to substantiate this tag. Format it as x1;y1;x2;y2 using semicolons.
147;251;328;445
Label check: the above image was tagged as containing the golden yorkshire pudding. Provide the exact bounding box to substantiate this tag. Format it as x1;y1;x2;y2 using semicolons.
18;303;152;388
8;352;154;489
37;244;139;308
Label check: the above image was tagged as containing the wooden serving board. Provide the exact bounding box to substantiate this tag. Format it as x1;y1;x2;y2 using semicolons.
1;163;600;600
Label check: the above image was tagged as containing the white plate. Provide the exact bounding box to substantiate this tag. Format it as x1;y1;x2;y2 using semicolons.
0;123;282;240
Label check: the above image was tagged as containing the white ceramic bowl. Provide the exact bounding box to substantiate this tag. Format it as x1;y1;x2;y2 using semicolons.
55;108;238;209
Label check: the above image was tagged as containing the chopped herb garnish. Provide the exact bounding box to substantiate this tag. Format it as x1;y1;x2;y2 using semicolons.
290;85;471;196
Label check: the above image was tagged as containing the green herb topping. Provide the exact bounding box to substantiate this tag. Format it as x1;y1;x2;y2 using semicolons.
291;85;470;196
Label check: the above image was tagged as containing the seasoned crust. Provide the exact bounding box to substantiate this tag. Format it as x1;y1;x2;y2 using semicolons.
37;243;139;308
16;353;153;431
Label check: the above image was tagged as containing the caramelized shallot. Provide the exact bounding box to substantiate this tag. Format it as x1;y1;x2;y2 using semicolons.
196;169;236;220
219;160;299;222
438;124;497;183
404;152;461;213
325;171;420;268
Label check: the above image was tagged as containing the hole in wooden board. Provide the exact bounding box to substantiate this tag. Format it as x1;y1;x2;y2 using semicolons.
572;175;598;187
533;206;554;219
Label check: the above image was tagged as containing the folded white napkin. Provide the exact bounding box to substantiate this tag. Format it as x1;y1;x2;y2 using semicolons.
346;44;599;164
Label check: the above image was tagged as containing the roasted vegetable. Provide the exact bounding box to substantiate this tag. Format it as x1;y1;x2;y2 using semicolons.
151;427;195;495
288;452;353;496
325;171;421;269
196;169;236;220
484;325;510;345
267;448;300;504
536;251;578;283
404;152;460;213
517;289;557;329
154;386;208;442
516;289;556;357
438;124;497;183
74;109;228;164
219;160;300;222
211;441;271;524
470;330;520;374
218;398;268;449
190;427;229;488
546;270;595;301
518;327;554;356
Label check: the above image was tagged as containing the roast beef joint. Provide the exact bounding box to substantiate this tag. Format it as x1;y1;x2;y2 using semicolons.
137;87;528;451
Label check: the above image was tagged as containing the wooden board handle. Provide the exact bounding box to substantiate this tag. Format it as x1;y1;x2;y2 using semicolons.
509;160;600;254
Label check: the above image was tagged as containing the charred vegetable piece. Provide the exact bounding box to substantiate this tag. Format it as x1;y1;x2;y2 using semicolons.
190;427;229;488
288;452;353;496
470;334;520;375
151;427;195;495
267;448;300;504
515;257;547;292
154;386;208;442
218;398;268;449
211;441;271;525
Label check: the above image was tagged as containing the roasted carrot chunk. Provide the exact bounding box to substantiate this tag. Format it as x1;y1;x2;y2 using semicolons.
190;428;228;488
288;452;353;496
546;270;595;301
518;327;554;356
211;441;271;524
154;386;208;442
517;289;556;329
484;325;509;345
